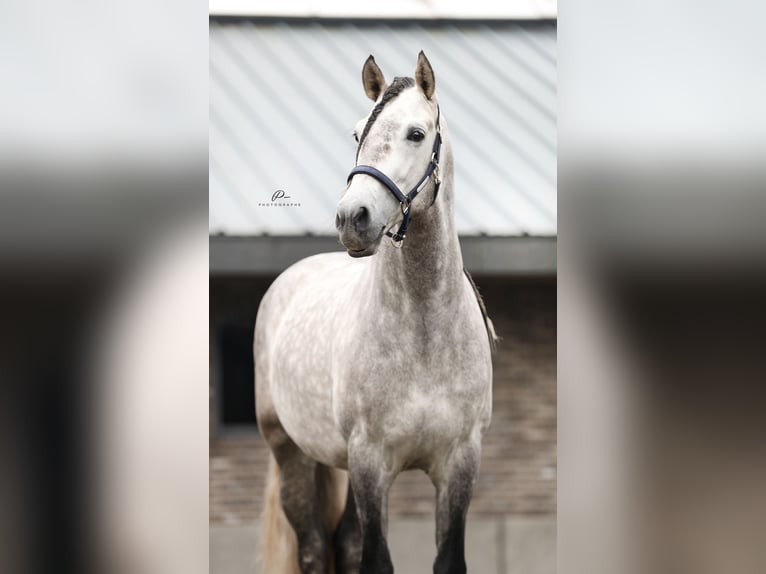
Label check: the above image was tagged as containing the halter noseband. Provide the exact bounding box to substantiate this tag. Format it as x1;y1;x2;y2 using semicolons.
346;106;442;247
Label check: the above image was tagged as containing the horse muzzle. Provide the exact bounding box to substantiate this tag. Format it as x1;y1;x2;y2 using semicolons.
335;204;384;257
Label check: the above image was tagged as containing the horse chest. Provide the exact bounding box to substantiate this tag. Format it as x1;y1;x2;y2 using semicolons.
355;383;486;471
334;299;492;447
336;352;490;460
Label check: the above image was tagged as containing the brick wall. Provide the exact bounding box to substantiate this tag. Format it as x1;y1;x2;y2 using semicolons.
210;277;556;525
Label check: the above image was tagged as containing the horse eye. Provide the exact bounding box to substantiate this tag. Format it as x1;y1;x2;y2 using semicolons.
408;129;425;142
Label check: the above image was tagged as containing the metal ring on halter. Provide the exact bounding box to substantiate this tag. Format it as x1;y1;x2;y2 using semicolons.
390;233;404;247
400;200;410;215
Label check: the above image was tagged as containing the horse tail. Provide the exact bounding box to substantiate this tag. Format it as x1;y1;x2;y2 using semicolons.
260;454;300;574
259;453;348;573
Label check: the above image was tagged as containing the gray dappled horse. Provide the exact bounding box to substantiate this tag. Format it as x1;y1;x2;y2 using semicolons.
255;52;495;574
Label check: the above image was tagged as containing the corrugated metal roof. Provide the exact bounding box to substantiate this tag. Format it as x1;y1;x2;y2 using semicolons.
210;19;556;236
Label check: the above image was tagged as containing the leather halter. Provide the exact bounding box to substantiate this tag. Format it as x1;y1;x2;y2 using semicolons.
346;106;442;247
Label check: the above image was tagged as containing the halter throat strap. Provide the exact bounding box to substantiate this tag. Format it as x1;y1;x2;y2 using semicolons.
346;106;442;246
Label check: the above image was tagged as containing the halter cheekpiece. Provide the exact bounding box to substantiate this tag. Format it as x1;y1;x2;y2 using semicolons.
346;106;442;247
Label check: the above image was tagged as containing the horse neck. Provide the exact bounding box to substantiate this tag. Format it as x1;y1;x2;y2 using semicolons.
369;163;463;309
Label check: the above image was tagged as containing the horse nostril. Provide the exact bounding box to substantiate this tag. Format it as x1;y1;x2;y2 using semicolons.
353;206;369;233
335;212;344;230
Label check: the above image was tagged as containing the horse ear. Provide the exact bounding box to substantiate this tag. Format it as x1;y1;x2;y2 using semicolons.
362;55;387;101
415;50;435;100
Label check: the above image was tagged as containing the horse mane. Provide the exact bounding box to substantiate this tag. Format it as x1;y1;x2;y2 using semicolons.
463;268;499;353
356;76;415;155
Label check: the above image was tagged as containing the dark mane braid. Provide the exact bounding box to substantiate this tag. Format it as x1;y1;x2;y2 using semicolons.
356;76;415;155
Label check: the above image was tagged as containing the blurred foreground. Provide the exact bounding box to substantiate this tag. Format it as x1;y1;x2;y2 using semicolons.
559;1;766;571
1;1;208;573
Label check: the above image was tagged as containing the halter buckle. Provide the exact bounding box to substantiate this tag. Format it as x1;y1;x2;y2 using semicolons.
433;164;441;186
390;233;405;247
400;199;410;215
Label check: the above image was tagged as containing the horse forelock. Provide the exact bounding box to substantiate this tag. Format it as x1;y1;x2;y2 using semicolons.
356;76;415;157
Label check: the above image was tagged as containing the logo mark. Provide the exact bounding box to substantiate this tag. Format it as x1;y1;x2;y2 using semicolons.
258;189;301;208
271;189;291;202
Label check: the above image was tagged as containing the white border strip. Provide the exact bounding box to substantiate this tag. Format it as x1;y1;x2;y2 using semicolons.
209;0;557;19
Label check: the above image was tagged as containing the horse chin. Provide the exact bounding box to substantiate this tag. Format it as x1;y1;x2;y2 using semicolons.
342;229;384;258
346;245;378;258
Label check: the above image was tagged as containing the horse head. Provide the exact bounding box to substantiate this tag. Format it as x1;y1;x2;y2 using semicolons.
336;51;442;257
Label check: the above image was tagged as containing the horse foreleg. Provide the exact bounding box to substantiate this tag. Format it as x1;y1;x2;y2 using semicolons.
431;442;481;574
348;442;395;574
333;481;362;573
